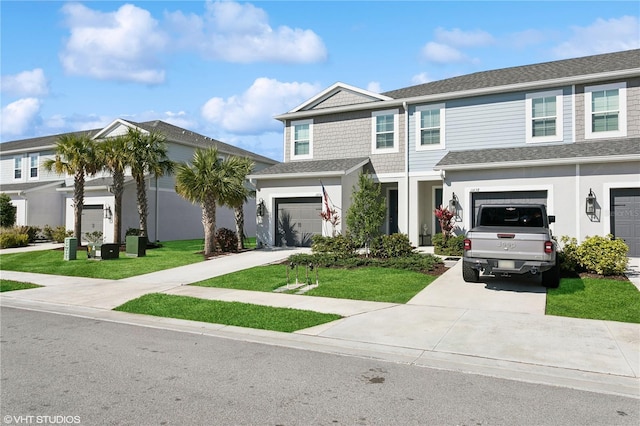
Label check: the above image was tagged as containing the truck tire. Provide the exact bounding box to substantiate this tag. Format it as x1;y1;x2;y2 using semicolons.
462;262;480;283
542;258;560;288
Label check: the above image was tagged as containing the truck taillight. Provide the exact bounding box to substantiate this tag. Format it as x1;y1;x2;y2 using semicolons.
544;241;553;254
464;239;471;251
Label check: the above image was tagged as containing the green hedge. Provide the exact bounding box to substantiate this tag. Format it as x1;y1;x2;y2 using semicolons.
558;234;628;276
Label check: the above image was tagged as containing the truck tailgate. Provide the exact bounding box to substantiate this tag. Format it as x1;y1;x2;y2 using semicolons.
466;226;552;261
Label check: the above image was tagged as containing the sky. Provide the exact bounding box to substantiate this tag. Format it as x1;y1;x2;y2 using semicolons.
1;1;639;161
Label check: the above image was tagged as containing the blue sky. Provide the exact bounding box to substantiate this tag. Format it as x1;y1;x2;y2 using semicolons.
1;1;638;161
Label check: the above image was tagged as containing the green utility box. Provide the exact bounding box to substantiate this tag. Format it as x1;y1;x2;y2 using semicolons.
63;237;77;261
126;235;147;257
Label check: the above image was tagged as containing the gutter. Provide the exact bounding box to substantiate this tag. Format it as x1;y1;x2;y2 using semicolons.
434;154;640;171
403;101;409;236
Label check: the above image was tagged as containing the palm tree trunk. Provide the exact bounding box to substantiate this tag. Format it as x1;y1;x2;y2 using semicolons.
235;206;245;250
202;195;217;256
135;175;148;238
73;171;85;241
112;170;124;244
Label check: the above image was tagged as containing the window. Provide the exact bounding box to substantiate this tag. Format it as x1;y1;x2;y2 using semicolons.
372;109;399;153
526;90;563;143
291;119;312;159
13;156;22;180
416;104;445;150
585;82;626;139
29;153;38;179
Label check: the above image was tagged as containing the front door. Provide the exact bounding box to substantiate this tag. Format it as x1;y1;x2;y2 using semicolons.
388;189;398;234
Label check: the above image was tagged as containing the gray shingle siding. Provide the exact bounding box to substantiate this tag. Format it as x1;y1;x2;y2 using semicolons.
311;89;380;110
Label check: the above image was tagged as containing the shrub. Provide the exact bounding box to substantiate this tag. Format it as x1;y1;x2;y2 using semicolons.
287;252;442;273
0;228;29;248
311;234;358;258
0;193;16;228
557;236;581;273
84;231;104;244
17;226;40;243
576;234;628;276
42;225;74;243
370;233;414;258
216;228;238;252
125;228;141;236
433;233;464;256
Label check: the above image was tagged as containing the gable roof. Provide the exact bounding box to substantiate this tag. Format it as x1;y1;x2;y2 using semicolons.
383;49;640;99
284;82;392;115
0;120;277;165
435;138;640;171
0;180;65;194
249;157;369;180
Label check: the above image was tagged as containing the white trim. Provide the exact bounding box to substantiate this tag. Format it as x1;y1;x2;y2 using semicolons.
92;118;142;140
463;184;554;232
575;164;581;240
571;85;576;143
525;89;564;144
283;82;393;115
409;170;442;178
436;154;640;171
290;119;313;160
584;82;627;140
371;109;399;154
248;159;369;181
27;152;39;181
372;172;405;181
12;155;24;181
415;103;445;151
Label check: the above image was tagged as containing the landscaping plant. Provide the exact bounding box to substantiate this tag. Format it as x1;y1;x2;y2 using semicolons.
0;193;16;227
345;173;385;255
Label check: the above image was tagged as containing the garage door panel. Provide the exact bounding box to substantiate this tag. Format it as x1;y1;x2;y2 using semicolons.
276;197;322;247
612;188;640;257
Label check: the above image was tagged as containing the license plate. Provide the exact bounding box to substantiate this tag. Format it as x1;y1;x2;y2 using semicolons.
498;260;515;269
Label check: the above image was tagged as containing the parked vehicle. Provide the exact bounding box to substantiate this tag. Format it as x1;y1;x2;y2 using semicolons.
462;204;559;288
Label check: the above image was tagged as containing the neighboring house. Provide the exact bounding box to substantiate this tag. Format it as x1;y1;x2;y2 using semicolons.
250;49;640;257
0;119;277;243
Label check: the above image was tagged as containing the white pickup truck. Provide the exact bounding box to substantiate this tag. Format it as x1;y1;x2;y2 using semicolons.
462;204;559;288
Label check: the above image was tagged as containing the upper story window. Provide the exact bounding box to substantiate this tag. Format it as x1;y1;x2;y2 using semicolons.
14;156;23;180
584;82;627;139
29;153;39;179
526;90;563;143
416;104;445;150
290;119;312;160
372;109;399;154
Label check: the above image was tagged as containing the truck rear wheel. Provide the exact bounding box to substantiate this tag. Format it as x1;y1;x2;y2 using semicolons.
462;262;480;283
542;258;560;288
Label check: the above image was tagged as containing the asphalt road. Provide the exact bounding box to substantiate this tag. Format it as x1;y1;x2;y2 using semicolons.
1;307;638;426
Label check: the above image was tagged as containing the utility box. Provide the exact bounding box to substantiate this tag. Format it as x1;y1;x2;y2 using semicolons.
126;235;147;257
63;237;77;261
87;243;119;260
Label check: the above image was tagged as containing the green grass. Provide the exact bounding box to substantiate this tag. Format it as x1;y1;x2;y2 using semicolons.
114;293;342;332
547;277;640;323
192;265;436;304
0;279;42;292
0;239;204;279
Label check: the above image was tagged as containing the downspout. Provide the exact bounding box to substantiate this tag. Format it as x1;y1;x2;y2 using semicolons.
154;175;159;242
403;101;410;237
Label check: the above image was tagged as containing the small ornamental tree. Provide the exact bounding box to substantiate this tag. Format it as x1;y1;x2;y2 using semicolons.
434;205;455;241
0;193;17;228
346;173;386;254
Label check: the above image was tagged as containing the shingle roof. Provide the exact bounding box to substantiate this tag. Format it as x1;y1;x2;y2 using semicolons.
0;180;65;193
0;120;278;165
383;49;640;99
435;138;640;169
84;176;134;188
250;157;369;177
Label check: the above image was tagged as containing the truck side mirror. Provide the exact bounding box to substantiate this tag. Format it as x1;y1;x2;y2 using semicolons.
548;215;555;223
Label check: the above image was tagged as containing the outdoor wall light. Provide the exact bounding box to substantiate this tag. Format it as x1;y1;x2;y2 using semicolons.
585;189;596;215
256;198;265;217
104;205;112;220
448;192;458;214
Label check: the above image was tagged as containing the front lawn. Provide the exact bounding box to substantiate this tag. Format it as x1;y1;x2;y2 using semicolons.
547;277;640;323
114;293;342;332
192;265;437;304
0;239;204;279
0;279;42;292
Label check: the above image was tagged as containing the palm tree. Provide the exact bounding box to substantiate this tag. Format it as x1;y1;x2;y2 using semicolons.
43;133;99;241
97;135;128;244
125;127;174;239
221;157;255;251
175;147;246;257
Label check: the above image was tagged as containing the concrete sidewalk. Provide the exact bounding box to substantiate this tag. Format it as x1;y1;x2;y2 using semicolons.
1;248;639;398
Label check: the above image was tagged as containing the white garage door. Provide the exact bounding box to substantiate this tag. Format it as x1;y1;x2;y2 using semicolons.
611;188;640;257
81;205;104;243
276;197;322;247
471;191;548;227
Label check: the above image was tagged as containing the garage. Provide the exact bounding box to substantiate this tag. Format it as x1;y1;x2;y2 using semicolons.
275;197;322;247
471;191;548;227
81;205;104;243
611;188;640;257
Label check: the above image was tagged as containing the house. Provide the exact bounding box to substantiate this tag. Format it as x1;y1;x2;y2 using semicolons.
0;119;277;243
249;49;640;257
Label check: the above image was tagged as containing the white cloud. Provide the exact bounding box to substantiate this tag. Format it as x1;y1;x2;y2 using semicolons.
411;73;431;85
44;114;111;133
552;16;640;58
59;3;168;84
422;42;467;63
166;1;327;63
1;69;49;96
201;77;321;134
434;27;494;47
1;98;41;136
366;82;382;93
